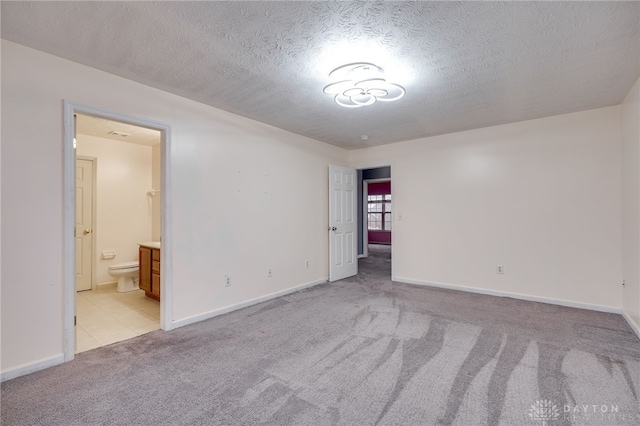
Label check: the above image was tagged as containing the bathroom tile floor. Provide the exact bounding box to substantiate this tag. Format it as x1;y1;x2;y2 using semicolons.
76;283;160;353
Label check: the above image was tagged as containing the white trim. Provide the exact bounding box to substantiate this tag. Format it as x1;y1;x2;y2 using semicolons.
160;125;173;331
4;279;634;382
363;178;391;184
622;310;640;340
171;278;328;329
63;102;76;361
395;277;623;314
63;101;174;366
1;354;65;382
362;180;369;258
363;177;393;251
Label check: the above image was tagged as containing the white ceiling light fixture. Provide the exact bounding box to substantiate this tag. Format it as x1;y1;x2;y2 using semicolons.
323;62;406;108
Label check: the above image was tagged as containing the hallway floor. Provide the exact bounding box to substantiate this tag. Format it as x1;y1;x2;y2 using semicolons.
76;284;160;353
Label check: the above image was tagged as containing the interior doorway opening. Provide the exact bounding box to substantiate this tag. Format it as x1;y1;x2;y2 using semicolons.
74;113;162;353
63;102;173;362
357;166;393;278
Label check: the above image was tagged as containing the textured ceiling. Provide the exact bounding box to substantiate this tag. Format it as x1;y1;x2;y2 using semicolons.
2;1;639;149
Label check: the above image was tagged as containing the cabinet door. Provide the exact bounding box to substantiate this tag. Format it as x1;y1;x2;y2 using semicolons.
151;273;161;299
139;247;151;293
150;248;161;300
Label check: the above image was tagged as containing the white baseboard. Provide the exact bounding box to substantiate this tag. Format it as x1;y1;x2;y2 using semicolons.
171;277;329;329
395;277;622;314
2;278;328;381
7;277;632;383
622;310;640;340
1;353;65;382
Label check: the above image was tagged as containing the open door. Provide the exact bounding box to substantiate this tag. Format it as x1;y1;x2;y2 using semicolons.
329;165;357;281
75;158;94;291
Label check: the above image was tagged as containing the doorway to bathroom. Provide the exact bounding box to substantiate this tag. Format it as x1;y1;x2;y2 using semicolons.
63;102;172;362
74;113;162;352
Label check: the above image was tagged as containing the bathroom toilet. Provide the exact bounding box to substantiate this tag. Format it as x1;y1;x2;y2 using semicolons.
108;261;140;293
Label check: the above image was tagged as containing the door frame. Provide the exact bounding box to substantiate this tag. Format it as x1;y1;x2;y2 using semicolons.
355;163;394;280
362;177;391;259
76;155;98;291
63;101;174;362
361;180;369;258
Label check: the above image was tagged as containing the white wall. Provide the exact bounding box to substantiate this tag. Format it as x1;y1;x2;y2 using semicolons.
1;41;346;376
151;144;162;241
76;135;154;285
621;76;640;333
350;107;623;310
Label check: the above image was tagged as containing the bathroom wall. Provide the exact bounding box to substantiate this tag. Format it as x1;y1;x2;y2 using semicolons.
151;144;162;241
76;135;153;285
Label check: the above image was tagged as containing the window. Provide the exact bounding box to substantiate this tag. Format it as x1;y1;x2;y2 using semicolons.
367;194;391;231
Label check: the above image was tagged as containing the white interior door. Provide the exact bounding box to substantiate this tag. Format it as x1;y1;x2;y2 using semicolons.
329;165;357;281
75;158;93;291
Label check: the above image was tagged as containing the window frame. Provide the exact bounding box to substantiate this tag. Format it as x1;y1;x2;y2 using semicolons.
367;193;392;231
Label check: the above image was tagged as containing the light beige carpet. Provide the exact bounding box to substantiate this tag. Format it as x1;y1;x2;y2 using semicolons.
2;244;639;425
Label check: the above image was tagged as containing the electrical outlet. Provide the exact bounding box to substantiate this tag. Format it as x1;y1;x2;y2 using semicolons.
305;260;309;269
267;268;272;278
225;275;231;287
496;265;504;274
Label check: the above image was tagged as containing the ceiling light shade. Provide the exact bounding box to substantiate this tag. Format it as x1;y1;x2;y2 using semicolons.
323;62;405;108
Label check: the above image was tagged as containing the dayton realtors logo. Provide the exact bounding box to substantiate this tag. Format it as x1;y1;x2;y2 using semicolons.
529;400;560;425
528;400;635;424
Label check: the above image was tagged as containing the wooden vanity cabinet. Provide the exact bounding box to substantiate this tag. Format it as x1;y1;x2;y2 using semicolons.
151;248;161;299
139;247;152;293
139;246;160;301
